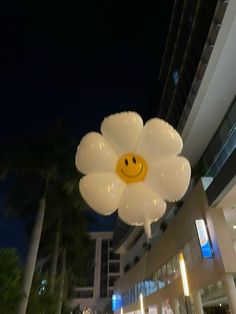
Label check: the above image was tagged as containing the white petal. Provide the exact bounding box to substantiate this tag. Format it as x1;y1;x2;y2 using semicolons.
79;173;126;215
101;112;143;155
135;118;183;163
75;132;118;174
146;156;191;202
118;183;166;226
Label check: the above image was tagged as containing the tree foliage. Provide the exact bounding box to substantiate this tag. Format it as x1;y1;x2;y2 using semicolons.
27;273;58;314
0;248;22;313
0;121;90;313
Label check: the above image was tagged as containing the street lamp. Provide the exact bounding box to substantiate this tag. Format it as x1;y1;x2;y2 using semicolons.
179;252;192;314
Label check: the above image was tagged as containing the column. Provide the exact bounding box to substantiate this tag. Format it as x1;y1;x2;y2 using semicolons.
172;298;180;314
192;290;204;314
94;238;102;299
222;273;236;314
157;302;162;314
185;296;192;314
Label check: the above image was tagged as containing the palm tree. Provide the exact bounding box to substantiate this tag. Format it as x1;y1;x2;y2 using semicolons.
39;201;89;314
56;224;90;314
40;181;89;295
0;121;82;314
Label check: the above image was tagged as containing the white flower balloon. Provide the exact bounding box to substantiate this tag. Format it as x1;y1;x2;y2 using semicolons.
75;112;191;238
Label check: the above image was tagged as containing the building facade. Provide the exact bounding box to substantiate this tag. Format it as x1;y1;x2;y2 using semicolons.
113;0;236;313
72;232;120;314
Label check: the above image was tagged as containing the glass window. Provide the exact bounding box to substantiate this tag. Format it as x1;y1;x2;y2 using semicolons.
157;268;165;289
109;251;120;260
172;70;179;85
134;284;138;302
143;280;150;296
77;239;95;287
109;275;119;287
199;98;236;186
109;239;113;248
151;272;159;292
131;287;135;303
147;277;158;295
217;280;223;289
183;243;192;267
109;262;120;273
162;264;167;285
166;260;173;284
137;282;142;296
100;240;108;297
172;254;180;279
139;281;147;297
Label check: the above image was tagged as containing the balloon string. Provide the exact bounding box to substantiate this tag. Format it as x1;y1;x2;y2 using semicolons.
141;238;150;295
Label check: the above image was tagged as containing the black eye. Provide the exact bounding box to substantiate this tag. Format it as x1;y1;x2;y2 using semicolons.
125;159;128;166
132;157;136;164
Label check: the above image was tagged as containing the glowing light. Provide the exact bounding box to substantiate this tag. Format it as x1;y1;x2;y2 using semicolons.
179;252;190;296
140;293;144;314
233;225;236;230
112;293;122;311
195;219;213;258
120;307;123;314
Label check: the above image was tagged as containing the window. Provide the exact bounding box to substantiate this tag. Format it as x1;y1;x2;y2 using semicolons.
172;254;180;279
157;268;165;289
109;239;113;248
120;244;202;307
109;275;119;287
147;278;158;294
109;262;120;273
109;251;120;260
162;264;167;285
172;70;179;85
77;239;95;287
100;240;108;297
166;260;173;284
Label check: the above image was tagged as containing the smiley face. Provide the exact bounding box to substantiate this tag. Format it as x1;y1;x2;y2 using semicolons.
116;153;148;184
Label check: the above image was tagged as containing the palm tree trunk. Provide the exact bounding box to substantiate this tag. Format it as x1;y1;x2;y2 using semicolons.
56;249;66;314
49;225;60;294
17;197;46;314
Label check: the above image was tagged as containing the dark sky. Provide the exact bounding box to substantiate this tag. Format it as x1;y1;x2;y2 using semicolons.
0;1;173;139
0;1;173;256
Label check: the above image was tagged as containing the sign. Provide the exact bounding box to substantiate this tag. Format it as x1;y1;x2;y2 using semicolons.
195;219;213;258
112;293;122;311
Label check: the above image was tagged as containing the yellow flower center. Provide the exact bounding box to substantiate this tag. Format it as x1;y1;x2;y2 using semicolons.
116;153;148;184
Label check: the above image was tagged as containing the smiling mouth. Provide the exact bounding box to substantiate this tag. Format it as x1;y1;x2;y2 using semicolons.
121;165;144;178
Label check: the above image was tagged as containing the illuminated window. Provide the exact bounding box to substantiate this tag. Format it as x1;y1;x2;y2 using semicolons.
172;70;179;85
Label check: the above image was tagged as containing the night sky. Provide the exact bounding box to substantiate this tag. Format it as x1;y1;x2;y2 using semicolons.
0;1;173;257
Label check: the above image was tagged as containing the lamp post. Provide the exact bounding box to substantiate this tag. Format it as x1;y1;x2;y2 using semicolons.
179;252;192;314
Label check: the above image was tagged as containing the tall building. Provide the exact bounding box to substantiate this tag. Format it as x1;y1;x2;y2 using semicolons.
72;232;120;314
113;0;236;313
